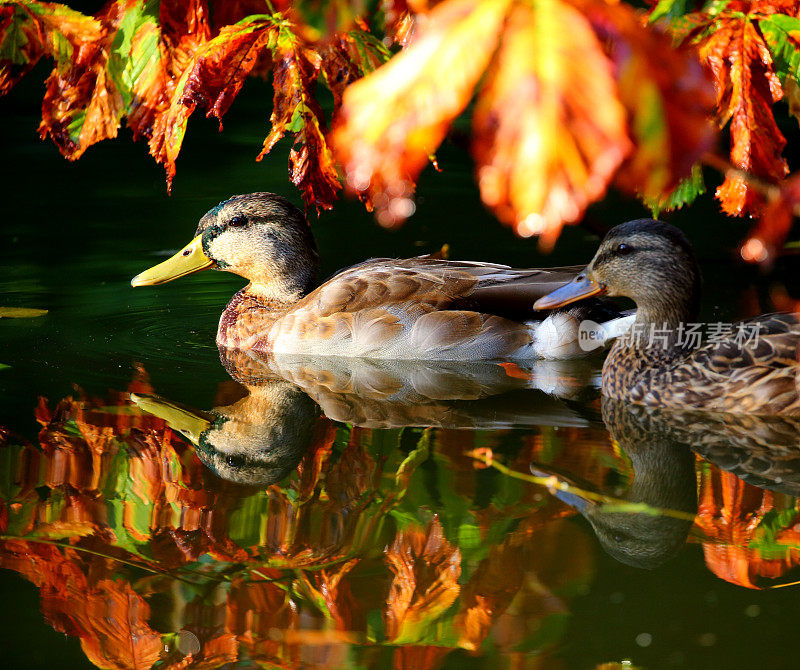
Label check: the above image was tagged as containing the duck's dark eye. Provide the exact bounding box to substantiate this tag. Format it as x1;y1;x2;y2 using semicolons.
614;243;633;255
229;215;248;228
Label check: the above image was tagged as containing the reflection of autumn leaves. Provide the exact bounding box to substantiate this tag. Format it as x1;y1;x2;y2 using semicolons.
693;463;800;589
1;540;163;669
11;380;800;667
385;517;461;642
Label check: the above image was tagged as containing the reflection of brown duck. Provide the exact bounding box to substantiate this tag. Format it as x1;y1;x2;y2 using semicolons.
132;378;324;487
533;397;698;570
219;346;596;429
622;404;800;497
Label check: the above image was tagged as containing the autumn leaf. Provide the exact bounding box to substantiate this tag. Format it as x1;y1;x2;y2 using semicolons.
259;23;341;211
155;14;272;186
473;0;630;247
701;17;787;215
384;516;461;642
334;0;715;240
334;0;514;226
319;28;390;107
0;3;43;94
575;0;715;202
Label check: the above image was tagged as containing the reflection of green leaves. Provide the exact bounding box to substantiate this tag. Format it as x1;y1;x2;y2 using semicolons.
750;508;800;559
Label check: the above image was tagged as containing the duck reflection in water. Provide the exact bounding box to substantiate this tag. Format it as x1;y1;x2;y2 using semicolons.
532;398;698;570
132;347;603;486
133;376;324;487
537;398;800;570
133;345;800;574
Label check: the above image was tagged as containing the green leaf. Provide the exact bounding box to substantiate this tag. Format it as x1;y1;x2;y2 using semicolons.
643;163;706;217
649;0;696;24
759;14;800;83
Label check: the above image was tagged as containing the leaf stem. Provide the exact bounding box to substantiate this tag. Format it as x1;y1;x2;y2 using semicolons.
467;452;697;522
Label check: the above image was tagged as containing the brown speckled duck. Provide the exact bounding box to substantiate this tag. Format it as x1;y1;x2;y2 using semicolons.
535;219;800;415
132;192;632;360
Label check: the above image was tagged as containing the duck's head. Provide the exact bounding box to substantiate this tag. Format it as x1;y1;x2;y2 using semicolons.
131;193;319;301
131;381;322;487
535;219;701;324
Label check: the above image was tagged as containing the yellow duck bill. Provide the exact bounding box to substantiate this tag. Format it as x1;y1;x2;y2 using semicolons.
130;393;213;444
131;235;213;287
533;273;606;310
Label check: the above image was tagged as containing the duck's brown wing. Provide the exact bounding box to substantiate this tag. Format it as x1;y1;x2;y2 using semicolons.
262;258;586;359
635;313;800;414
307;257;583;317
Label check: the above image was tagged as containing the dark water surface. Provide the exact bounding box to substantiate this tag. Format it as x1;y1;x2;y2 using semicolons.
3;72;800;670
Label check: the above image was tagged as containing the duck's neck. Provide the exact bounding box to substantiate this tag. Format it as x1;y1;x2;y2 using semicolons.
217;281;312;350
603;277;701;398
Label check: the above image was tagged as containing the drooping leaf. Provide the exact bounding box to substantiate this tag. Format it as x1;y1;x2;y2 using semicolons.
154;15;273;186
258;21;341;211
575;0;716;200
333;0;514;226
0;3;42;94
696;15;788;215
472;0;630;247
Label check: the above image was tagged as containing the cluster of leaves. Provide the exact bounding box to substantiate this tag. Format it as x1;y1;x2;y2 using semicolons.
650;0;800;260
4;0;800;252
0;0;390;211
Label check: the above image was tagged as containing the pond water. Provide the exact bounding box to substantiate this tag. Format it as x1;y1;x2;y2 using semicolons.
3;72;800;670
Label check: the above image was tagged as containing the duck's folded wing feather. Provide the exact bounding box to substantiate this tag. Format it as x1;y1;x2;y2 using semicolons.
306;258;583;319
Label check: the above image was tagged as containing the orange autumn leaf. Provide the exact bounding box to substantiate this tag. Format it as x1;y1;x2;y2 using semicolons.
473;0;630;247
334;0;715;239
384;516;461;642
260;29;341;211
575;0;715;199
156;15;271;186
695;14;788;215
334;0;514;226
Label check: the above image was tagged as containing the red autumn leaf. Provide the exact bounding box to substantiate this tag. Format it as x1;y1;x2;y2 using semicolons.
334;0;514;226
695;14;788;215
473;0;630;247
155;15;273;186
0;4;43;94
334;0;716;240
0;1;108;158
257;23;342;211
